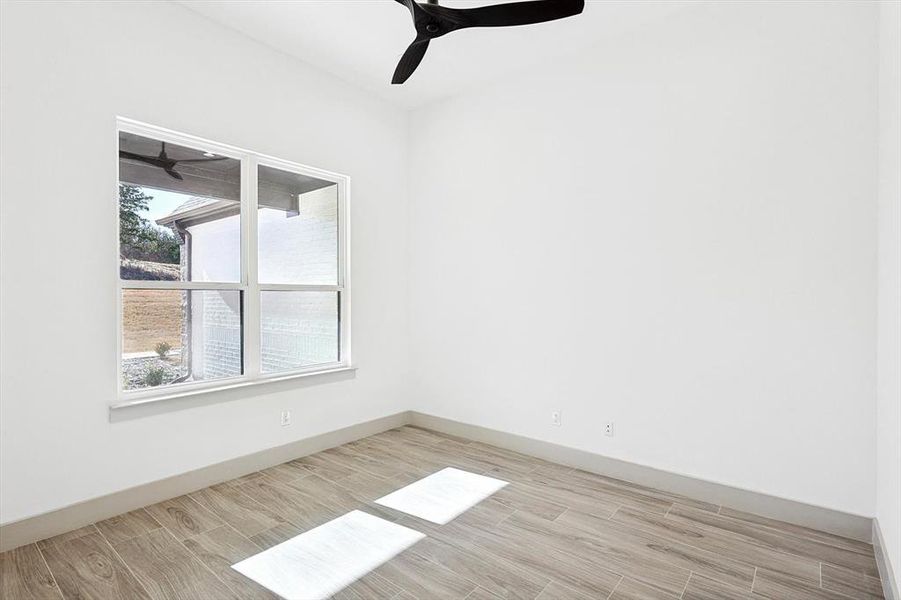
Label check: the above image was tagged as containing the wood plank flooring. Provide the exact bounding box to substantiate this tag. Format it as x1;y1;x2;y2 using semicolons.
0;426;884;599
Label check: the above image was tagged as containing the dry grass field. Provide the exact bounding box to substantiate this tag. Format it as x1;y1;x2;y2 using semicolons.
122;289;183;353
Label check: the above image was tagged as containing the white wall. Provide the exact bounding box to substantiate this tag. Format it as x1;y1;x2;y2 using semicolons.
877;0;901;590
0;1;410;524
0;0;890;533
408;2;879;516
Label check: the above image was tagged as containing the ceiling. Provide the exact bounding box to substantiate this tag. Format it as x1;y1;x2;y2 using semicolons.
177;0;697;109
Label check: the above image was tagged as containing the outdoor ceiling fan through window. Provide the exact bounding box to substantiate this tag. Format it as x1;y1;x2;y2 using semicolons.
391;0;585;84
119;142;229;181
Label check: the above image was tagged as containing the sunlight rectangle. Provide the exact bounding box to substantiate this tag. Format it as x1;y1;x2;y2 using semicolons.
231;510;424;600
374;467;508;524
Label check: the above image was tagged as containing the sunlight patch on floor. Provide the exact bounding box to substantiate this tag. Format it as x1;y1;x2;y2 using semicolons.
375;467;509;524
231;510;424;600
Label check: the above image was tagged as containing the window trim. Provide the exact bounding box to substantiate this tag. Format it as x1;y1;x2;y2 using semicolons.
115;117;352;406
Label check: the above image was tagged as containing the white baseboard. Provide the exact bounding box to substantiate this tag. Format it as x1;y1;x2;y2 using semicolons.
874;518;901;600
0;411;412;553
0;409;878;560
409;411;874;542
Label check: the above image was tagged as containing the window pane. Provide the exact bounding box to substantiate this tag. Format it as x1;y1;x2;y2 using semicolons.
122;289;243;391
260;292;339;373
119;131;241;282
258;165;338;285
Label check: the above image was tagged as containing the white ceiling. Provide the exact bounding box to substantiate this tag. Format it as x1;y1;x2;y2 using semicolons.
177;0;697;109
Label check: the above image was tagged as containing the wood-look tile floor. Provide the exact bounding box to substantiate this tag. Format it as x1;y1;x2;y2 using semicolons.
0;426;884;600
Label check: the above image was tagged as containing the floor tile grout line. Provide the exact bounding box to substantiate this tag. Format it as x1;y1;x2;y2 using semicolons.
601;508;766;584
702;505;872;557
679;570;692;599
224;470;329;528
328;446;410;481
605;575;625;599
445;517;558;594
495;508;519;528
656;504;874;578
264;470;311;487
155;518;201;546
505;447;708;514
192;480;293;541
93;522;156;600
32;543;66;600
174;519;269;599
383;571;420;600
532;579;552;599
390;540;478;600
176;491;231;527
813;567;878;600
228;470;265;487
486;495;802;599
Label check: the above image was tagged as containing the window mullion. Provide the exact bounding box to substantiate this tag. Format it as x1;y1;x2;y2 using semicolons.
258;284;342;292
338;178;350;365
243;155;262;379
120;281;245;291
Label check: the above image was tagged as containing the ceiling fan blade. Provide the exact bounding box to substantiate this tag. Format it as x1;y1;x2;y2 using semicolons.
392;39;430;84
164;168;184;181
394;0;424;18
118;150;158;164
436;0;584;29
175;157;231;164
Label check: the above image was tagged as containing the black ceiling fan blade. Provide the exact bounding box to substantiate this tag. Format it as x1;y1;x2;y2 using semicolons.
175;157;231;164
435;0;584;29
120;148;183;179
394;0;424;19
392;39;430;84
119;150;159;164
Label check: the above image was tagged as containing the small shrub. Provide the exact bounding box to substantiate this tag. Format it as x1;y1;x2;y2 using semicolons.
154;341;172;358
144;366;165;387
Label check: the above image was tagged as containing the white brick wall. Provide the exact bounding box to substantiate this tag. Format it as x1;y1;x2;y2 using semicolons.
187;185;339;376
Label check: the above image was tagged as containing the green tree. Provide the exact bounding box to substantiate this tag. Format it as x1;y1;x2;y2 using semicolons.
119;184;151;247
134;224;181;264
119;184;181;264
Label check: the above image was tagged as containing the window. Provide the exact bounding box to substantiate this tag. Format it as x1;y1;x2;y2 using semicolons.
117;119;350;402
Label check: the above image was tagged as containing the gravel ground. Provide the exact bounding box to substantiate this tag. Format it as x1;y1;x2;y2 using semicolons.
123;354;187;390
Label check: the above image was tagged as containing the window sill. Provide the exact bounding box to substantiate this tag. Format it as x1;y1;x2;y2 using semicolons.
110;365;357;413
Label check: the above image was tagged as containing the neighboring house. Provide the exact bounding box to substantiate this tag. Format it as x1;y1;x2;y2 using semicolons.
155;184;339;380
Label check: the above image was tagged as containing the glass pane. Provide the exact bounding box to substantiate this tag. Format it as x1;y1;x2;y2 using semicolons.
260;292;339;373
122;289;243;391
258;164;338;285
119;131;241;282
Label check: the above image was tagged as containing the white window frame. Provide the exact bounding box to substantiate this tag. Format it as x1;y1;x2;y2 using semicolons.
114;118;352;408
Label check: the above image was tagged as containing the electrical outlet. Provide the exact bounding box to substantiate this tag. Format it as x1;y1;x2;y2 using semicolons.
604;421;614;437
551;411;562;426
280;410;292;427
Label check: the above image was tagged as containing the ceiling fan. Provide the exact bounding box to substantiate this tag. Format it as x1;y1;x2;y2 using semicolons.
119;142;229;181
391;0;584;84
